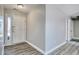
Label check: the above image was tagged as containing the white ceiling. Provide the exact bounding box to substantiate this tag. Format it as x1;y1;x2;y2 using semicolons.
52;4;79;16
4;4;43;14
4;4;79;16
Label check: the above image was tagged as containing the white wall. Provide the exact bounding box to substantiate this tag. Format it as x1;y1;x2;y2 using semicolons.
27;5;45;52
46;5;67;52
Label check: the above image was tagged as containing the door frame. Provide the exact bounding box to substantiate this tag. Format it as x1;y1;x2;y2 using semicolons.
66;18;74;42
4;15;13;46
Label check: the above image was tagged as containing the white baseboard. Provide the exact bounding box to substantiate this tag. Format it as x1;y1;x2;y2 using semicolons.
25;41;45;55
45;41;67;55
5;41;25;46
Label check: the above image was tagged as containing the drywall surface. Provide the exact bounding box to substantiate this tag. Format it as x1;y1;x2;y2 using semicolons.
27;5;45;52
46;5;66;52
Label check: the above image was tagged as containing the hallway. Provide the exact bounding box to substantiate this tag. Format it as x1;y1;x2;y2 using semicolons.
1;4;79;55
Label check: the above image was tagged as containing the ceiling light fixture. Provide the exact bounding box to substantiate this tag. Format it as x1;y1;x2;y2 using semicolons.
17;4;24;8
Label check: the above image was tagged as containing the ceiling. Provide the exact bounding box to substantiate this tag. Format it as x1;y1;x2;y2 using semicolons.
4;4;43;14
52;4;79;16
4;4;79;16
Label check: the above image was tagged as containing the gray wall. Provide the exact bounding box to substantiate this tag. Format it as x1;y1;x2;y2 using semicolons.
27;5;45;52
46;5;66;52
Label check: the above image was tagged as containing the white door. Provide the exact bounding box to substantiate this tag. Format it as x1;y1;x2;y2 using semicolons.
12;14;26;44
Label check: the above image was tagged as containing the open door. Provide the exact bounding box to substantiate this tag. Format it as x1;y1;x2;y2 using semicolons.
12;14;26;44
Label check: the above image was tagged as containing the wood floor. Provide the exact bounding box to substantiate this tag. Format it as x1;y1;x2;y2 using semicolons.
49;41;79;55
4;41;79;55
4;42;43;55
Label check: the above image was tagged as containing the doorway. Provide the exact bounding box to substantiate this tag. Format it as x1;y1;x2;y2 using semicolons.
67;16;79;42
5;16;12;46
66;18;74;42
4;12;27;46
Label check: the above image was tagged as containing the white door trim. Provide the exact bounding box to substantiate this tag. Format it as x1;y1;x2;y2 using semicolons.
66;18;74;42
